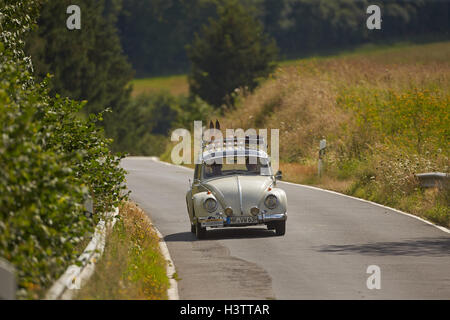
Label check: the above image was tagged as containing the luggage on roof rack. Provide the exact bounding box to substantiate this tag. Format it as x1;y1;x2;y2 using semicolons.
202;135;266;152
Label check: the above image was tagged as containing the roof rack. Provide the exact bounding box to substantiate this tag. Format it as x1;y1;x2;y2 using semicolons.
202;135;266;153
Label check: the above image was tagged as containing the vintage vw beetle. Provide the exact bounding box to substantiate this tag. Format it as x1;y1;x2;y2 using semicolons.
186;136;287;239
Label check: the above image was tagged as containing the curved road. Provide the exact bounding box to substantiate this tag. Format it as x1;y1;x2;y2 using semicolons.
122;157;450;299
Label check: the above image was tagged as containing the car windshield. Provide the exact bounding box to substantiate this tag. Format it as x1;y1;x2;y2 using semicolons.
202;156;271;179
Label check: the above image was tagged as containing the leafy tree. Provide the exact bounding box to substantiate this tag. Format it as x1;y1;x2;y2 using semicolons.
187;0;278;108
110;92;180;155
25;0;134;116
117;0;219;76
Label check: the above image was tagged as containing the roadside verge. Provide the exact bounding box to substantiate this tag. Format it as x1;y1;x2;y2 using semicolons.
46;202;178;300
45;208;119;300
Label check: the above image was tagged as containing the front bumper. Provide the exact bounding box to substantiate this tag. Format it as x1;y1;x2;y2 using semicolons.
197;212;287;228
259;212;287;223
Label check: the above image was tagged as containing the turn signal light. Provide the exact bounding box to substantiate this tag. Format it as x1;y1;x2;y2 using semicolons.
250;207;260;216
225;207;233;216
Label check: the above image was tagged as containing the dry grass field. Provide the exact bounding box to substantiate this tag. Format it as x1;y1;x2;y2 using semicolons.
219;41;450;226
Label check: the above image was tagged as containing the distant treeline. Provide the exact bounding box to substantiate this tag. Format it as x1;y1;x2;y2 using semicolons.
24;0;449;156
117;0;449;76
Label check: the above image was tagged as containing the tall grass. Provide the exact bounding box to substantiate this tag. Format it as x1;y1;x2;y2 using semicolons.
221;41;450;227
76;202;168;299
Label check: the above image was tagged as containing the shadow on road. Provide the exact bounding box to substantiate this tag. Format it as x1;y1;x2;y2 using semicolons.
164;227;276;242
317;237;450;257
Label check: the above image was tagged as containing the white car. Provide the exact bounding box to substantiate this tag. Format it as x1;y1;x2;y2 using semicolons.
186;136;287;239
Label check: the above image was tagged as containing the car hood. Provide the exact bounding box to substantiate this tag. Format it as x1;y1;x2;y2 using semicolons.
202;175;273;215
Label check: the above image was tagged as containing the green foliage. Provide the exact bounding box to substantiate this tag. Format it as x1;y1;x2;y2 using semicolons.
108;92;178;155
116;0;449;76
0;0;128;298
108;92;214;155
0;55;89;298
339;88;449;155
117;0;219;77
187;0;278;108
25;0;134;116
75;203;168;300
40;97;129;213
175;95;215;129
333;86;449;226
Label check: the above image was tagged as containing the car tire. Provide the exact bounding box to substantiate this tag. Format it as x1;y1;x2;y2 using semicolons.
195;222;207;239
274;221;286;236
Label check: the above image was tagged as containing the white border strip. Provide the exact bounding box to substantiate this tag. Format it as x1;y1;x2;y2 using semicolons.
45;208;118;300
280;181;450;234
153;226;179;300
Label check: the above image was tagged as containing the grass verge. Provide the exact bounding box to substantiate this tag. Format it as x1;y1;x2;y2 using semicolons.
75;202;169;300
279;161;449;228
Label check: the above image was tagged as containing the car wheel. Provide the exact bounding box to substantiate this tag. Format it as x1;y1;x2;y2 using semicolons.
195;222;207;239
274;221;286;236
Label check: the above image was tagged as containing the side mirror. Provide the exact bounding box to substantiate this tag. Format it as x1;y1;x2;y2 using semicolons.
275;170;282;180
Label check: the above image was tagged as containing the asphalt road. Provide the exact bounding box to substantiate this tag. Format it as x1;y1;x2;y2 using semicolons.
122;157;450;299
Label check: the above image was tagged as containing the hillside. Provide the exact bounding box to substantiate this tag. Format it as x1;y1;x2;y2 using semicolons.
218;41;449;227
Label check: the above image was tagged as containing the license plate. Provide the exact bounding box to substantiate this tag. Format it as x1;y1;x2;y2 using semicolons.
201;219;224;227
230;216;258;224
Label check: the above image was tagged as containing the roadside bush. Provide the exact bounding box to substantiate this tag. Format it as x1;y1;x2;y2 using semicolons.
108;92;179;155
0;0;128;298
40;96;128;213
0;57;91;298
108;92;214;156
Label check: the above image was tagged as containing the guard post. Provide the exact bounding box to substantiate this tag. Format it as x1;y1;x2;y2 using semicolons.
318;139;326;177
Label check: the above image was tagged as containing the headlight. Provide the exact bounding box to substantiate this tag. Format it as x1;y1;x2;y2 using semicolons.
264;195;278;209
204;198;218;212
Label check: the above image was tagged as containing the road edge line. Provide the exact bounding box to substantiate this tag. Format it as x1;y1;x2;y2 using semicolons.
140;156;449;235
152;226;180;300
280;181;450;234
45;207;118;300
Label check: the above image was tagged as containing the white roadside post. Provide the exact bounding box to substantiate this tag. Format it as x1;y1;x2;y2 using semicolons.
318;139;326;177
84;195;94;218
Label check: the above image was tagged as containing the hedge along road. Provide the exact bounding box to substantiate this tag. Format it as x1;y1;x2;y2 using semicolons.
121;157;450;299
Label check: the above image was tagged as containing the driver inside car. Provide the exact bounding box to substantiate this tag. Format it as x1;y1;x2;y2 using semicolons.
204;162;222;178
245;157;259;173
212;163;222;176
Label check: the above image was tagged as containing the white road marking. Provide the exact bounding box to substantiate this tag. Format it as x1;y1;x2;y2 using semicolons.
131;156;450;235
280;181;450;234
